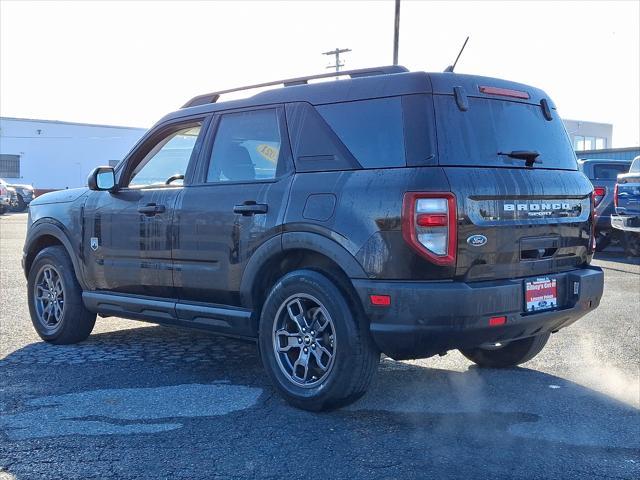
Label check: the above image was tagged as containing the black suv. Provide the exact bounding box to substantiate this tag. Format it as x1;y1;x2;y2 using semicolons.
23;66;604;410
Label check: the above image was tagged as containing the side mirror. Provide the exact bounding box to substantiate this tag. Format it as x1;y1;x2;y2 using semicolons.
88;167;116;191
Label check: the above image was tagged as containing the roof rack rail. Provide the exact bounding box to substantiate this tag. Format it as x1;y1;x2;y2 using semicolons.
181;65;409;109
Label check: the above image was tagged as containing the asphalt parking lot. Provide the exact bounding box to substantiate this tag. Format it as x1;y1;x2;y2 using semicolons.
1;212;639;480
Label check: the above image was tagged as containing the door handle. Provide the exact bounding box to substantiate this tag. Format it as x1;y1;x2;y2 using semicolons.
233;202;268;216
138;203;166;216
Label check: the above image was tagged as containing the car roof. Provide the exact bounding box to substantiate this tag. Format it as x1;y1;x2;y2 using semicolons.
155;66;552;127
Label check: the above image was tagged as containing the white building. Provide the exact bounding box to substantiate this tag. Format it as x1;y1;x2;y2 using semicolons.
0;117;146;191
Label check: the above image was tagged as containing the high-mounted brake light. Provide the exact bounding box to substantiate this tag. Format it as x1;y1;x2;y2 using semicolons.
402;192;457;266
479;86;530;100
593;186;606;207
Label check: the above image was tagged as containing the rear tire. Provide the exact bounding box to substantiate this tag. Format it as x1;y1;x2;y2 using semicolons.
459;333;550;368
258;269;380;411
28;246;96;344
623;232;640;257
594;231;611;252
14;195;26;212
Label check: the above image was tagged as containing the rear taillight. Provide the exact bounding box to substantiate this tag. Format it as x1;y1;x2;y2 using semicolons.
593;186;606;207
0;186;6;196
402;192;457;266
613;183;619;208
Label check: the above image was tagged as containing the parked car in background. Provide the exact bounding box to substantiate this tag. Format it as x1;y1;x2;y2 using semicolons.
0;178;35;212
611;156;640;256
0;181;11;214
577;158;631;250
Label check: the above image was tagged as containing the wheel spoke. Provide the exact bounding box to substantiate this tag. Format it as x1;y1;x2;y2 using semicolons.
42;303;53;324
43;268;54;289
275;329;300;352
36;285;49;300
292;348;310;382
311;308;330;333
311;346;330;371
53;303;63;321
286;298;309;333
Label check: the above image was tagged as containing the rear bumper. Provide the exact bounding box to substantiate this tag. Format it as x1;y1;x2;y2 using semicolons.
353;267;603;360
611;214;640;232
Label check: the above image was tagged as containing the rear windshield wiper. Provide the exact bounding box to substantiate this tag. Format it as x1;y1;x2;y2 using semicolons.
498;150;540;166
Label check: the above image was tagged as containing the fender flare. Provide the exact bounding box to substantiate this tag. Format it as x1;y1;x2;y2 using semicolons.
24;220;87;289
239;231;367;309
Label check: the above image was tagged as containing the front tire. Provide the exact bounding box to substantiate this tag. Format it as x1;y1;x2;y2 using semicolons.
28;246;96;344
459;333;550;368
259;270;379;411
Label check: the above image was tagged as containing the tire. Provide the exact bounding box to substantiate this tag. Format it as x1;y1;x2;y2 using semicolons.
594;231;611;252
258;269;380;411
27;246;96;344
623;232;640;257
14;195;26;212
459;333;550;368
0;205;5;215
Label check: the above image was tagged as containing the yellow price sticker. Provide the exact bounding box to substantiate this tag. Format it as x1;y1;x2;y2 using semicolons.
256;144;279;164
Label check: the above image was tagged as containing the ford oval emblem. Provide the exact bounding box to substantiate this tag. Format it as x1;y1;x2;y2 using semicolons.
467;234;488;247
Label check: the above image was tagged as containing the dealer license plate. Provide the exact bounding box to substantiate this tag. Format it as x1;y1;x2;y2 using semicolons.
525;277;557;312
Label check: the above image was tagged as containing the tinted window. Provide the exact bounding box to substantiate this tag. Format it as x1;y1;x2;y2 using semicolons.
435;96;577;170
207;109;281;182
317;97;405;168
593;163;629;180
129;125;202;187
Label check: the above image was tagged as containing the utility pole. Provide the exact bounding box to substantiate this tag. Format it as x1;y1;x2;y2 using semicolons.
323;48;351;79
393;0;401;65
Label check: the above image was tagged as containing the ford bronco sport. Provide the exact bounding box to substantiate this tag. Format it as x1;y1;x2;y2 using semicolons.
23;66;604;410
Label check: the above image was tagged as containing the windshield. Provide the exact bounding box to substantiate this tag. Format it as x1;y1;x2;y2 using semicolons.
434;96;577;170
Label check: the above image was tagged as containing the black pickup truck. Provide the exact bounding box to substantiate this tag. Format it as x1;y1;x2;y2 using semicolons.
612;156;640;256
23;66;604;410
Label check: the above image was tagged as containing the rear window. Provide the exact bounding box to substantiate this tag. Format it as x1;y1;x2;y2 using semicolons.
317;97;405;168
593;163;629;180
434;96;577;170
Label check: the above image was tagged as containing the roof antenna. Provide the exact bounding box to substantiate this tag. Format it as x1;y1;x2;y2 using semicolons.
444;36;469;73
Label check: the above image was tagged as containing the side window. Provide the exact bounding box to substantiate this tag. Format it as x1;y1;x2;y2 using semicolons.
129;124;202;187
316;97;406;168
206;109;282;183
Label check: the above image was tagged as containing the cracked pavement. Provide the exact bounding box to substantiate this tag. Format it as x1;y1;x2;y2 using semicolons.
1;212;639;479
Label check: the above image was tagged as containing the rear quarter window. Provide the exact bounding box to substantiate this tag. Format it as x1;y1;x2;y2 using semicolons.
316;97;405;168
435;95;577;170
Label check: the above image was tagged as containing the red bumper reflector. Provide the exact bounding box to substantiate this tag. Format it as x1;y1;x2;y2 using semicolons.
370;295;391;306
489;316;507;326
